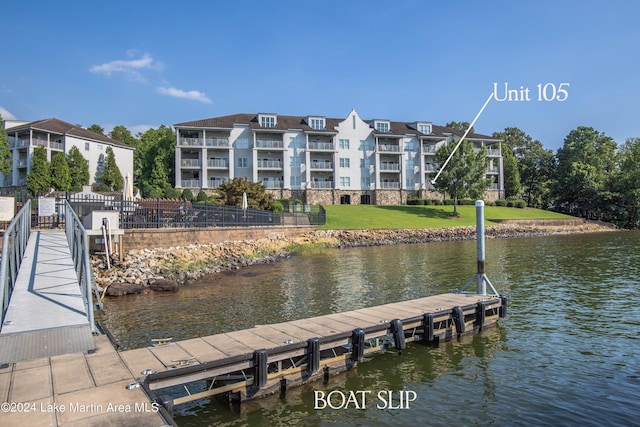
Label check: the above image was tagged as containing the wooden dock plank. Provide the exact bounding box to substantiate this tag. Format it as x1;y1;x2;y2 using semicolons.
201;333;255;357
119;347;165;378
317;313;367;330
226;329;285;349
177;338;228;363
325;311;387;328
289;318;350;337
248;325;306;346
50;353;94;395
260;322;320;341
149;342;196;367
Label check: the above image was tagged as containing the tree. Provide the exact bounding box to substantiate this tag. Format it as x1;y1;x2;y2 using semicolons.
27;146;50;195
50;152;71;191
446;121;474;134
612;137;640;228
99;146;124;191
217;177;274;210
553;126;617;218
493;127;555;208
109;125;138;146
67;146;90;191
0;116;11;176
136;126;175;197
432;138;490;216
87;124;105;135
501;145;521;199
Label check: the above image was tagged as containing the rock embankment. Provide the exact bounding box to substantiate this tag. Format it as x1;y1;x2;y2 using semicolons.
92;222;614;296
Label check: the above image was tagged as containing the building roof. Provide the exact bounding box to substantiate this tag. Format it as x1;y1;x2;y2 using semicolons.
8;118;134;150
175;112;500;141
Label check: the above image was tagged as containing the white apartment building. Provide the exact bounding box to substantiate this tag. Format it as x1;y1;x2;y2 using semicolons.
1;118;134;189
174;109;503;205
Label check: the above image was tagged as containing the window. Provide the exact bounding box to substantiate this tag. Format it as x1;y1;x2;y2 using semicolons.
360;140;374;151
97;144;103;151
289;136;301;148
418;124;431;134
375;121;390;133
84;142;90;151
260;115;276;128
339;139;350;149
235;137;249;149
360;158;371;168
310;118;325;130
340;177;351;188
237;157;248;168
290;175;301;188
290;157;301;167
361;177;371;187
339;158;350;168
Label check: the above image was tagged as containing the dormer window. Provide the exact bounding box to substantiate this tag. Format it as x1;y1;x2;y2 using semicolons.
418;123;432;134
309;117;325;130
375;120;390;133
259;113;277;128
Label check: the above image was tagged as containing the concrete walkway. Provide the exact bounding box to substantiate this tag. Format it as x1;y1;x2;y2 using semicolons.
0;231;94;364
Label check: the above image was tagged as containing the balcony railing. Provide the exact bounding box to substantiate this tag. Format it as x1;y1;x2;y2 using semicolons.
207;159;229;168
179;137;204;147
422;144;436;153
17;139;30;148
379;181;400;189
380;163;400;172
181;179;201;188
310;161;333;170
378;144;401;153
33;138;47;147
487;148;501;156
310;181;333;189
181;159;201;167
18;159;28;167
309;142;334;151
205;137;230;147
488;166;499;173
208;178;224;187
50;141;64;150
257;159;283;169
255;139;284;149
262;180;284;189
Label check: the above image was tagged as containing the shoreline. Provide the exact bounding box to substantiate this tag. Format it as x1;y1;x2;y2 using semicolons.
92;222;618;296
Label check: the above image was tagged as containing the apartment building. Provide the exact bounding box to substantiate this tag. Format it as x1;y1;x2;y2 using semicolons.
1;118;134;189
174;109;503;205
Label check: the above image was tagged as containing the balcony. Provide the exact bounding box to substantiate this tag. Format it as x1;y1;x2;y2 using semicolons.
181;179;201;188
205;137;230;148
17;158;28;168
308;142;334;151
255;139;284;149
17;139;30;148
310;181;333;189
379;181;400;189
422;144;436;154
181;159;201;168
207;159;229;168
33;138;47;147
208;178;224;187
379;163;400;172
257;159;283;169
179;137;204;147
262;180;284;189
487;148;501;156
488;166;499;173
50;141;64;150
377;144;401;153
310;160;333;170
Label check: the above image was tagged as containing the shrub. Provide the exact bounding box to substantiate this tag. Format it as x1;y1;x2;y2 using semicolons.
460;199;475;205
407;198;420;205
271;201;284;212
485;200;496;206
181;189;194;202
432;199;443;205
423;199;433;205
495;199;507;207
443;199;454;205
197;190;208;202
515;199;527;208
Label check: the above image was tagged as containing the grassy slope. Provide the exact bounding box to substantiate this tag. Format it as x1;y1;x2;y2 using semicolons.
321;205;573;229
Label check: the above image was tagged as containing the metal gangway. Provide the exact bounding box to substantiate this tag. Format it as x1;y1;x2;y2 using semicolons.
0;200;102;364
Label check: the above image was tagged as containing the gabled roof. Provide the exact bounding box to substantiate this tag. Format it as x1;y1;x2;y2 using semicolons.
10;118;134;150
174;112;500;141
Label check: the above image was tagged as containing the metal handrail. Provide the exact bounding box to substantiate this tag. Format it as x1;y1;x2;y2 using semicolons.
0;199;31;328
64;200;102;333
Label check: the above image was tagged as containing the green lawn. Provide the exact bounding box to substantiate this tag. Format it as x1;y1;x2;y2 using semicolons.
321;204;573;229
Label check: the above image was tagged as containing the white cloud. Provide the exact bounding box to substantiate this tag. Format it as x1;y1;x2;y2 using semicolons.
89;52;161;81
157;86;212;104
0;106;16;120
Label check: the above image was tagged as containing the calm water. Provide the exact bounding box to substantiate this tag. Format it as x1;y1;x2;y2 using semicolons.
97;231;640;426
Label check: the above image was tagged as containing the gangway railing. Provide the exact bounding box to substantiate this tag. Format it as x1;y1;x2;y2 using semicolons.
0;200;31;328
64;200;102;333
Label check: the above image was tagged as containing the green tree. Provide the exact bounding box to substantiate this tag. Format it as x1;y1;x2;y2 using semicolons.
217;177;274;210
612;137;640;228
100;146;124;191
50;152;71;191
27;146;50;195
67;146;90;191
554;126;617;218
501;145;521;199
0;116;11;176
109;125;138;146
445;121;474;134
87;124;105;135
137;126;175;197
432;138;490;216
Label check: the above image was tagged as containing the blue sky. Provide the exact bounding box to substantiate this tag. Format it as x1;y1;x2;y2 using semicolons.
2;1;639;151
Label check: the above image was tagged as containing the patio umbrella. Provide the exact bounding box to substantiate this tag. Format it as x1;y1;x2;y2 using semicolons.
242;192;248;211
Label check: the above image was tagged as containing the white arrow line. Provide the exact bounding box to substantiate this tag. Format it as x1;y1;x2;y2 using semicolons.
431;92;494;183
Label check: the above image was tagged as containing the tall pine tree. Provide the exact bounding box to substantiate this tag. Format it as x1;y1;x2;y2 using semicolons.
67;146;90;191
27;146;50;195
50;152;71;191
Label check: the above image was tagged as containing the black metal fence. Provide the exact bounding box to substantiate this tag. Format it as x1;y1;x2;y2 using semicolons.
14;194;325;229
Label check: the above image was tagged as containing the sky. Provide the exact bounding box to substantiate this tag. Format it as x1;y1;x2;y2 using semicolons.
1;0;639;151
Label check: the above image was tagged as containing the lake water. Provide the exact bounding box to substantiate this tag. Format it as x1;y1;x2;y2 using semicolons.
97;231;640;426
